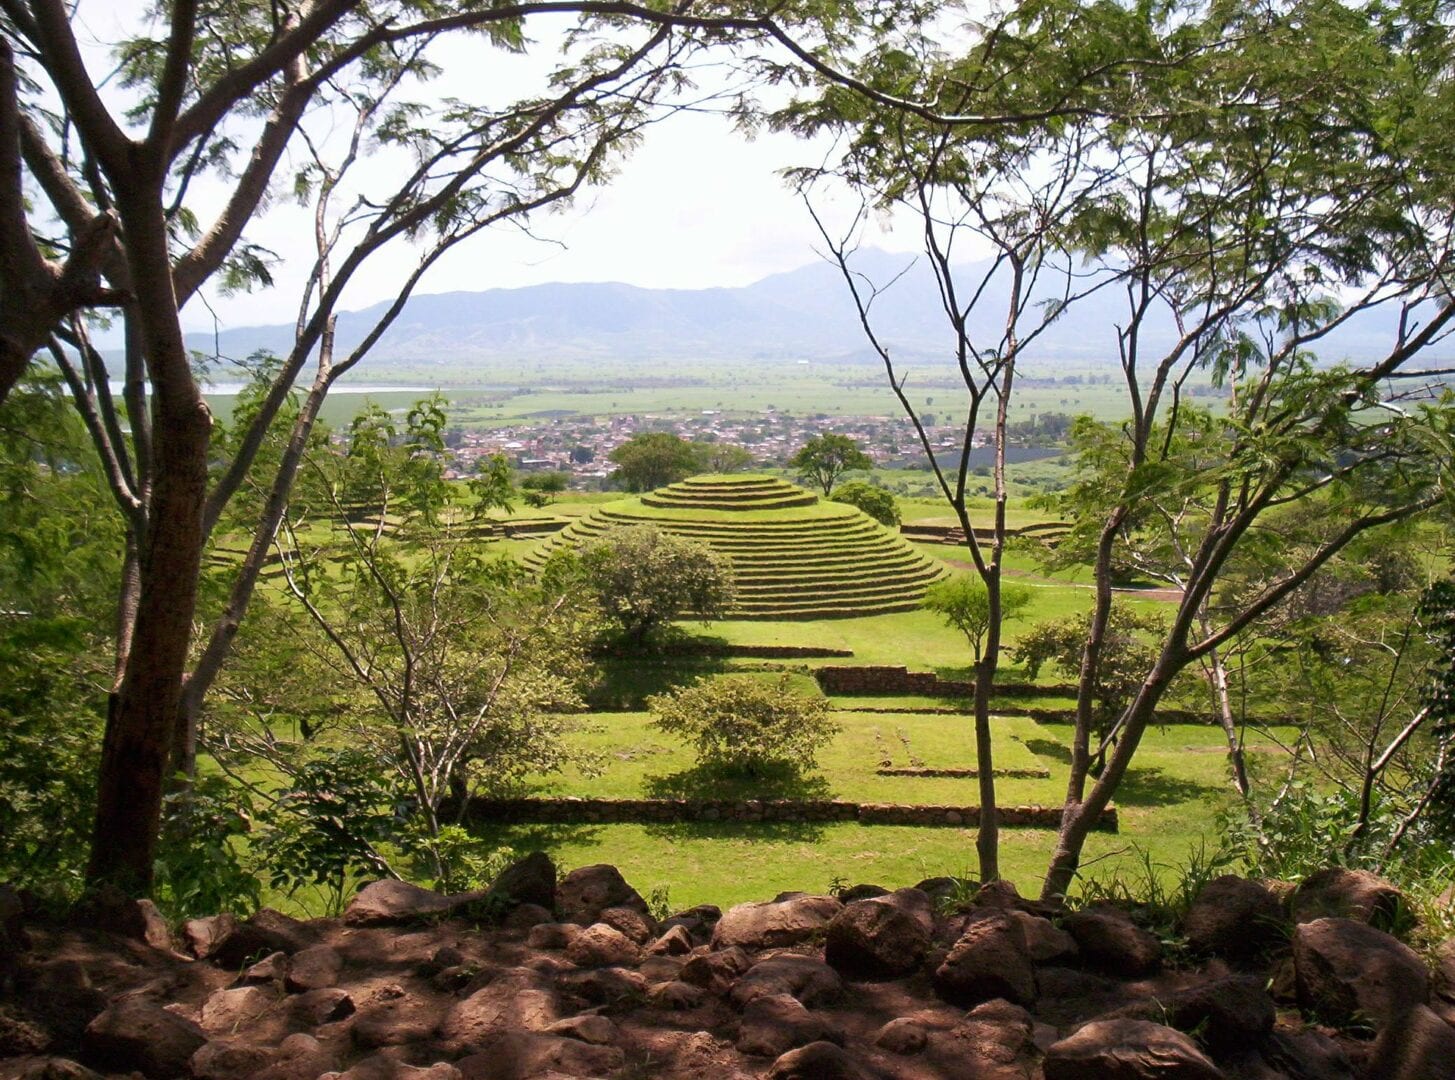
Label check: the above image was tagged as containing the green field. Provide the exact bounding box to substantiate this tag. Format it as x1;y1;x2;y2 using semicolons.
226;471;1283;915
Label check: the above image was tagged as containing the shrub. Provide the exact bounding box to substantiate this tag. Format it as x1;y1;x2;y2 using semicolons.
572;525;735;645
648;675;838;777
831;481;901;527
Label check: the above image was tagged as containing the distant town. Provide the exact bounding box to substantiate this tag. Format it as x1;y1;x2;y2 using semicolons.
440;408;1006;485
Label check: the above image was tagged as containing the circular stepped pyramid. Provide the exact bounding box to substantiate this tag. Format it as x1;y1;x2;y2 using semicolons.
524;474;949;620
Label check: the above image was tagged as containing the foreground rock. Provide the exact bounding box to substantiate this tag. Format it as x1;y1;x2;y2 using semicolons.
1290;868;1406;928
712;894;842;950
1292;917;1429;1028
1181;875;1286;962
82;1000;206;1079
932;911;1037;1007
1044;1019;1224;1080
555;865;648;926
823;888;932;977
344;881;483;927
0;864;1433;1080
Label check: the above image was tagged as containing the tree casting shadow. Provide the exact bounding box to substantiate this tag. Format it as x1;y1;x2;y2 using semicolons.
1024;737;1073;765
643;762;835;803
1114;766;1218;807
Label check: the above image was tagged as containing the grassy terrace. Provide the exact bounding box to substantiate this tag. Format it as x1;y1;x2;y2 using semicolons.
474;670;1289;908
526;474;949;618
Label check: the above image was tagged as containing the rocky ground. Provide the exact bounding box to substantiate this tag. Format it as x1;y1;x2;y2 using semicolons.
1;858;1451;1079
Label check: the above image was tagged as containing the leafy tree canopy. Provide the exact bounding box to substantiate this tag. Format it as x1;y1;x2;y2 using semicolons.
791;434;872;495
831;480;900;526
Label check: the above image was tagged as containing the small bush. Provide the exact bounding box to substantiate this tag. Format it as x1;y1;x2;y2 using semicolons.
831;481;901;527
647;675;838;777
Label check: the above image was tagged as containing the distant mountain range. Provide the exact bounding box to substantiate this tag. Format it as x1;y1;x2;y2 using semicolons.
184;249;1420;371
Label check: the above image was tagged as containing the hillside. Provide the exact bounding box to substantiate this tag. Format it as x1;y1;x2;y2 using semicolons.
179;249;1425;373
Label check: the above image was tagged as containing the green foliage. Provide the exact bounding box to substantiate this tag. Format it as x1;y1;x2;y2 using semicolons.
924;575;1033;664
469;453;517;518
252;748;400;917
646;884;672;922
1013;603;1181;724
418;826;519;894
570;525;735;646
790;434;873;496
1073;840;1232;941
700;443;755;473
648;675;839;777
153;777;262;920
830;480;900;526
608;433;702;492
0;375;120;896
521;471;568;508
0;616;105;897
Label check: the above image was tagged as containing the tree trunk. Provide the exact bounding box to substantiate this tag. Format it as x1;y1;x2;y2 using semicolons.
1042;653;1178;900
972;644;1000;883
85;189;211;894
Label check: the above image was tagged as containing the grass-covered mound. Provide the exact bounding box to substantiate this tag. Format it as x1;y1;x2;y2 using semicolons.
526;474;949;619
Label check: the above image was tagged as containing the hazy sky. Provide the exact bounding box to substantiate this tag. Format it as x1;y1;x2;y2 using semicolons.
68;4;927;335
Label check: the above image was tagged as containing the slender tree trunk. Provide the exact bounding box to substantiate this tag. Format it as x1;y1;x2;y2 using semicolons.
973;623;1000;883
1042;651;1180;899
85;189;211;894
1208;644;1251;800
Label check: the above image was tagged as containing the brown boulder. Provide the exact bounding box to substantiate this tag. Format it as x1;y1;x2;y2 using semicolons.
598;905;656;945
82;999;207;1079
1182;876;1286;962
327;1058;463;1080
1063;908;1162;976
1365;1003;1455;1080
1432;936;1455;1004
291;987;355;1026
182;913;237;960
730;953;843;1009
767;1040;871;1080
556;965;648;1006
437;968;560;1053
249;1033;337;1080
455;1031;624;1079
564;923;643;968
932;911;1037;1008
285;944;342;993
199;985;279;1035
351;989;438;1049
736;994;841;1057
874;1017;928;1054
958;998;1038;1070
484;851;557;913
190;1038;274;1080
545;1013;617;1044
526;923;580;951
648;924;694;956
211;909;316;967
555;864;647;926
1292;917;1429;1028
712;894;842;951
1290;868;1406;928
650;979;709;1010
1007;909;1078;964
68;887;169;951
344;879;483;927
680;945;753;993
1100;975;1275;1053
823;887;932;977
1044;1019;1224;1080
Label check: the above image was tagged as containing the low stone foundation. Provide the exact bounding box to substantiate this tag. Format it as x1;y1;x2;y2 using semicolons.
461;796;1115;830
874;766;1052;779
814;665;1076;699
